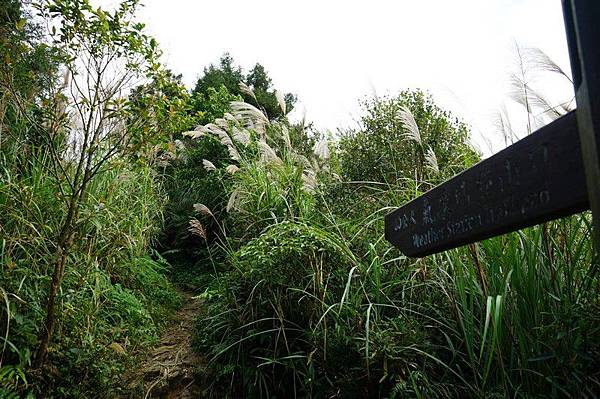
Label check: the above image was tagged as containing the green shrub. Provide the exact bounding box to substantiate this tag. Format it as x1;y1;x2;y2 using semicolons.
195;221;364;396
194;220;444;397
339;89;479;185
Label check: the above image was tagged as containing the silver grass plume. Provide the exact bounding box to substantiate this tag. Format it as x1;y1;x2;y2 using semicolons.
230;101;269;135
511;42;534;134
225;164;240;174
214;118;229;130
493;105;517;147
230;101;268;123
174;139;185;151
313;138;330;160
525;87;572;120
302;170;317;193
223;112;237;123
193;203;214;218
239;82;257;102
275;90;286;114
174;139;187;161
257;140;282;164
227;189;242;212
186;124;212;138
292;153;312;169
231;126;251;146
522;46;572;83
281;125;292;151
398;106;421;145
508;73;530;108
205;123;233;147
188;219;207;239
310;157;321;174
228;145;241;161
182;130;205;139
202;159;216;171
508;73;547;133
425;146;439;175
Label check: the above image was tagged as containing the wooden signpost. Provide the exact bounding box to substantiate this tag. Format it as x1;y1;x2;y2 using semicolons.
385;0;599;258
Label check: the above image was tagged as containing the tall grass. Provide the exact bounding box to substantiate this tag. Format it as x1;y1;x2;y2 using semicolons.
0;148;181;397
189;93;600;398
433;216;600;396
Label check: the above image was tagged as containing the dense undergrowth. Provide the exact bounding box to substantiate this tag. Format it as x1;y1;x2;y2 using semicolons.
0;151;181;397
2;0;600;398
179;92;600;397
0;1;183;396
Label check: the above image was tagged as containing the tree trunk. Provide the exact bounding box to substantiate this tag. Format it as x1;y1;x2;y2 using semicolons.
34;209;76;369
33;245;68;368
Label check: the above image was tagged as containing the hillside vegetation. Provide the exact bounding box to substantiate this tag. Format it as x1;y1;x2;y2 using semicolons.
1;1;599;398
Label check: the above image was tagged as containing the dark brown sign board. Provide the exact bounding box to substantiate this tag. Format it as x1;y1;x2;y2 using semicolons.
385;0;599;257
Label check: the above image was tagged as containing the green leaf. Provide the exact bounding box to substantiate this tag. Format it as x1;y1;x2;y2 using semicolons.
15;19;26;31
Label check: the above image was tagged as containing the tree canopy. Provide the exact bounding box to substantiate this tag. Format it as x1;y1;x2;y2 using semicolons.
192;53;297;120
339;90;480;184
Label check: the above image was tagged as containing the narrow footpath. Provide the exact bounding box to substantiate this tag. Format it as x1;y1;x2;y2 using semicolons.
124;291;204;398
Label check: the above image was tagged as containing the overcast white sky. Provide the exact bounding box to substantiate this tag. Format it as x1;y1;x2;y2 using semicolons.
132;0;573;155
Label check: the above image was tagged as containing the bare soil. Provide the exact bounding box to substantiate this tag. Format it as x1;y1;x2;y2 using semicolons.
123;292;204;398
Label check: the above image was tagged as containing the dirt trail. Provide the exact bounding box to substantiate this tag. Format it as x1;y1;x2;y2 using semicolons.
124;291;204;398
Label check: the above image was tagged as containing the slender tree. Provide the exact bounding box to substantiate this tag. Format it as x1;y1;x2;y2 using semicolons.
2;0;162;368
